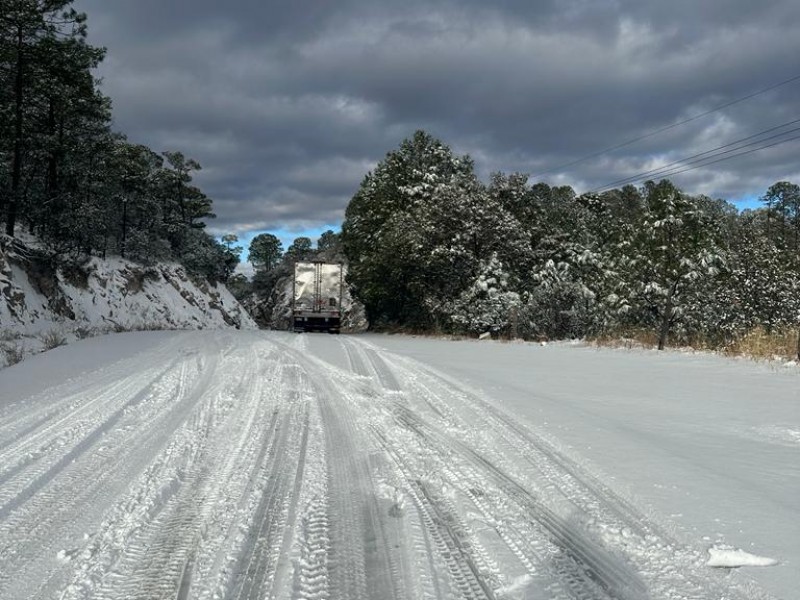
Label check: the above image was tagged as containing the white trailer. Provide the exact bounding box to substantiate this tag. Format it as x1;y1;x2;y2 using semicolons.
292;261;344;333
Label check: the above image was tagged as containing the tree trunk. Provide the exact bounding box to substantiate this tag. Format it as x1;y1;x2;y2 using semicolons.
796;327;800;362
44;98;59;232
7;26;25;237
658;294;673;351
121;198;128;258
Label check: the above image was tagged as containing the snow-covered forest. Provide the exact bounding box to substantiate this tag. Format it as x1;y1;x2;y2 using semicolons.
3;2;798;361
342;131;800;356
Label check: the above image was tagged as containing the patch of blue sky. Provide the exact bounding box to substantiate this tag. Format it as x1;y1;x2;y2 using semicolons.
728;194;762;211
219;225;340;263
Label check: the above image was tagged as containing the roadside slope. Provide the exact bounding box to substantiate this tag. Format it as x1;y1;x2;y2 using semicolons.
0;236;255;366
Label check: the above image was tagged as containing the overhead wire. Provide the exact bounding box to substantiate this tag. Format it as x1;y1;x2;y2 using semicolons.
530;72;800;179
631;133;800;181
588;117;800;192
589;130;800;193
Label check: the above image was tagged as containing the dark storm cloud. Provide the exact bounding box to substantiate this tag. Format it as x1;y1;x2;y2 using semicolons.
74;0;800;236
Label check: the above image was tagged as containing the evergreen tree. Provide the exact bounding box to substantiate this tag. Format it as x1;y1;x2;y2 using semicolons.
762;181;800;253
285;236;313;261
343;130;525;328
627;180;724;349
0;0;104;236
248;233;283;271
449;253;520;335
316;229;343;260
0;2;237;284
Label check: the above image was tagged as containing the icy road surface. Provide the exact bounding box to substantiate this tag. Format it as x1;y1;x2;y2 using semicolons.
0;331;796;600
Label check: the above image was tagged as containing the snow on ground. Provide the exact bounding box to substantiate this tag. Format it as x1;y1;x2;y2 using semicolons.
707;545;779;568
0;331;796;599
364;334;800;599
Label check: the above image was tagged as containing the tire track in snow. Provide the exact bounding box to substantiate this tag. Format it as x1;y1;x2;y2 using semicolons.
0;335;187;449
0;357;195;596
0;351;180;472
273;339;407;600
65;338;285;600
0;331;775;600
349;337;765;600
290;397;330;600
338;339;641;598
328;338;498;599
98;389;221;600
0;336;226;599
370;426;497;600
382;373;644;600
227;365;311;600
392;361;716;600
0;358;182;520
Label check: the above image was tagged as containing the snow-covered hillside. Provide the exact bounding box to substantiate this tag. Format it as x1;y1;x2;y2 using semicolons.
0;235;255;365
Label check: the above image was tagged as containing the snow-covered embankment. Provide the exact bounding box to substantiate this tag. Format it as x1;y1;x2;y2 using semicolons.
0;235;255;366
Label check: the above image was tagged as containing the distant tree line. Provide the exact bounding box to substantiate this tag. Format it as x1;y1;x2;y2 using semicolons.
342;131;800;355
225;230;343;302
223;230;343;325
0;0;237;282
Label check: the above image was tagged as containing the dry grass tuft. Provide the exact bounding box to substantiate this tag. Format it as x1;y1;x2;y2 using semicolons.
721;329;799;361
590;329;659;350
2;342;25;366
590;327;799;362
39;329;67;350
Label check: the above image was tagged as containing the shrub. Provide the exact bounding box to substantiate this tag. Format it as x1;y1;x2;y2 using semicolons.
2;342;25;366
39;329;67;350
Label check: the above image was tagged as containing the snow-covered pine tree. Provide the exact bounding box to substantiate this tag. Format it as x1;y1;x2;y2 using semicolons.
343;130;527;329
449;253;521;336
627;180;725;350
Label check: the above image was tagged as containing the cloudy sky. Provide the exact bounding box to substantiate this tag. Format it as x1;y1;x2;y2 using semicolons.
74;0;800;249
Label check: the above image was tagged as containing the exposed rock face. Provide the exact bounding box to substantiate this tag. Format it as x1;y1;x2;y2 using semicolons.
0;235;256;342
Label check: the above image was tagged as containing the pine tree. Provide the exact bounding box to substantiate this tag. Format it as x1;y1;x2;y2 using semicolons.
248;233;283;271
762;181;800;253
0;0;101;236
285;236;313;261
449;253;521;335
628;180;724;349
343;130;480;326
343;130;529;329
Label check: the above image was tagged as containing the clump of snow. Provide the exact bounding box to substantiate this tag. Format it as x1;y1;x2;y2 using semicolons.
495;574;534;596
750;425;800;447
707;545;778;568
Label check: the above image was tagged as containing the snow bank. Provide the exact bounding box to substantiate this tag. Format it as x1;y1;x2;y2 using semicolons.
1;236;255;366
707;546;778;568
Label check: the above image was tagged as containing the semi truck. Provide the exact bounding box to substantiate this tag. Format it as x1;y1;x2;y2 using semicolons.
292;261;344;333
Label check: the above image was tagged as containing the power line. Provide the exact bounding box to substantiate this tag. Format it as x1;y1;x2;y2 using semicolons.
590;131;800;192
589;117;800;192
648;133;800;180
531;72;800;179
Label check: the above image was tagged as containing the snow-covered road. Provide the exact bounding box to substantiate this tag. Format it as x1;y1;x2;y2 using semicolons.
0;331;795;600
